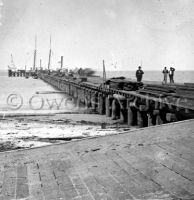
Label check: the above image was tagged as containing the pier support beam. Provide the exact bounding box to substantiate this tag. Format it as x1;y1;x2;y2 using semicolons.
127;106;133;126
120;99;127;123
111;99;119;120
147;113;153;127
87;90;92;108
112;94;127;122
91;92;98;112
85;90;92;108
98;93;105;115
127;99;138;126
156;114;163;125
153;110;163;125
166;113;177;122
137;111;144;128
106;95;113;117
138;105;149;127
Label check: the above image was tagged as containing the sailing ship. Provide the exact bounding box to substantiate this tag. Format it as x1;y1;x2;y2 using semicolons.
8;35;53;78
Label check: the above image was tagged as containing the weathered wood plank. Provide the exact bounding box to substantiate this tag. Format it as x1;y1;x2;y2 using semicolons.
28;163;45;200
0;119;193;199
73;154;112;200
16;164;29;199
0;166;4;196
118;147;194;199
157;141;194;163
51;160;80;200
80;152;134;200
143;144;194;181
105;150;175;200
38;161;62;200
58;159;92;199
1;166;17;200
173;136;194;151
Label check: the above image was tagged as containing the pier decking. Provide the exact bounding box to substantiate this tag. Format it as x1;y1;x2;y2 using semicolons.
0;119;193;200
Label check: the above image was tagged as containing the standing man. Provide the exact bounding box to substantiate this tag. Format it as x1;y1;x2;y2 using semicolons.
162;67;169;84
136;66;144;82
169;67;175;83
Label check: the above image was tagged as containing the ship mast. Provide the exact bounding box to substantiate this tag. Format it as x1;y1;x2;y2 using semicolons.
48;35;52;70
33;36;37;71
10;54;16;70
60;56;63;69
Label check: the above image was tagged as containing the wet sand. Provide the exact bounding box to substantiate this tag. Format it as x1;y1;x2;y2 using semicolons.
0;112;136;151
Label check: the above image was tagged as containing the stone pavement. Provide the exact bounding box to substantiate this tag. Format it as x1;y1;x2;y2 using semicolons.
0;119;194;200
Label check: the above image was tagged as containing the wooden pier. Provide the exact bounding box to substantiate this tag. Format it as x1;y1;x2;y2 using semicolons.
38;73;194;128
0;119;193;199
8;69;38;78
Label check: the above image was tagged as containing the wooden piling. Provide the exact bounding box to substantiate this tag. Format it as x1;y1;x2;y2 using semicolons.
127;107;133;126
147;113;153;126
91;92;98;112
106;95;113;117
166;113;177;122
98;93;105;115
127;106;133;126
111;99;117;120
137;111;144;128
120;99;127;123
156;114;163;125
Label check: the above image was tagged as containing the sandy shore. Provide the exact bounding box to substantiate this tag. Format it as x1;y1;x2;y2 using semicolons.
0;112;136;151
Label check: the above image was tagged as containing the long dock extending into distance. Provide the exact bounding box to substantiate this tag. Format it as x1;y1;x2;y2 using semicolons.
38;72;194;128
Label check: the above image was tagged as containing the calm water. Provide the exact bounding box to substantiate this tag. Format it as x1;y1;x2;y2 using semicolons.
0;70;193;111
0;71;70;111
96;70;194;83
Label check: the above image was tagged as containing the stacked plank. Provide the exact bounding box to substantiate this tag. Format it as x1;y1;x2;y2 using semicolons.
139;84;194;98
138;83;194;110
106;78;143;91
139;84;176;97
176;85;194;99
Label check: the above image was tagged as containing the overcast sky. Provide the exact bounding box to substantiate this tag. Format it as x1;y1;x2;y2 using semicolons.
0;0;194;71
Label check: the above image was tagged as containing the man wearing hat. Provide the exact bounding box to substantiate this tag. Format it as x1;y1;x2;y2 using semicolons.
169;67;175;83
136;66;144;82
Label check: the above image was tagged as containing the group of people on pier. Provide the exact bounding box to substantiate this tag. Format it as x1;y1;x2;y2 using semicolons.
135;66;175;84
162;67;175;84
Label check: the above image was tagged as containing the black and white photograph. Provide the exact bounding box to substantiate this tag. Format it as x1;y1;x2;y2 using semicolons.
0;0;194;199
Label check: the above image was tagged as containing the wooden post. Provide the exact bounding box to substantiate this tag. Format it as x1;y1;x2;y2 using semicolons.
98;93;105;115
156;114;163;125
91;92;98;112
120;99;127;123
166;113;177;122
137;111;144;128
106;95;113;117
112;99;117;120
105;96;110;117
127;106;133;126
85;90;88;107
147;113;153;127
